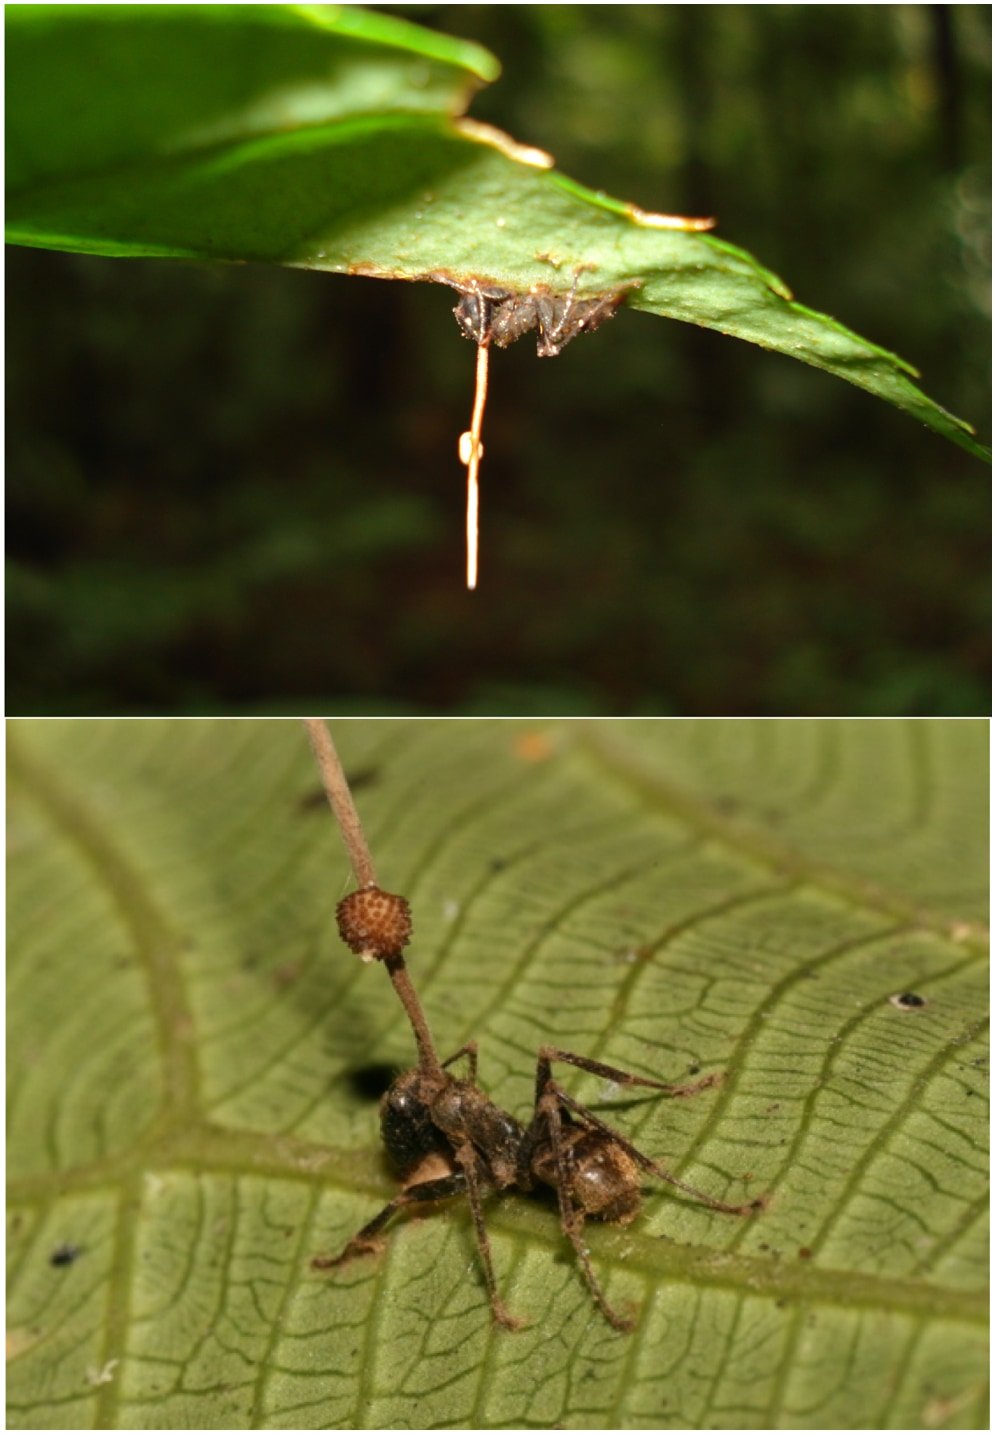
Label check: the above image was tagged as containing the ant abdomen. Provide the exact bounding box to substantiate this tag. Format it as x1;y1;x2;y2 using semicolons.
532;1127;643;1225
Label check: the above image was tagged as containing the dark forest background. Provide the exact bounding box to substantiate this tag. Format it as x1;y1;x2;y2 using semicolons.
7;5;990;716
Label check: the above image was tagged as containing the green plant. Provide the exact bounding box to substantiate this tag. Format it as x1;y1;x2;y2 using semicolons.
5;7;990;718
7;718;987;1429
5;5;988;460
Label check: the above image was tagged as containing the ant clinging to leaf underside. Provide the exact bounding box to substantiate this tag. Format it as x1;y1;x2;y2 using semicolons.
445;265;634;592
304;719;765;1332
442;215;714;590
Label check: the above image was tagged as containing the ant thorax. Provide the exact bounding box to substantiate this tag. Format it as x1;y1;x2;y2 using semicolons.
430;1079;525;1186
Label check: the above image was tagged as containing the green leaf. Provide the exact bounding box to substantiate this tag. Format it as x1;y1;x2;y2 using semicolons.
4;3;497;191
5;5;987;461
7;719;988;1430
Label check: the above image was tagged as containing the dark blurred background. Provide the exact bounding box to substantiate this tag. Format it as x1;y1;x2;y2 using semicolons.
7;5;990;716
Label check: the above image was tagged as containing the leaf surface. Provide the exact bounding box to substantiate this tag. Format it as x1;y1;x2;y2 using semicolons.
6;719;988;1429
4;5;987;460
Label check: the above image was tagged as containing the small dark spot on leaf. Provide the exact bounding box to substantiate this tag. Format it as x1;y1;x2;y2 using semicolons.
272;962;302;989
348;1063;398;1101
489;856;508;872
889;991;927;1010
687;1064;701;1076
347;767;381;792
798;1246;813;1260
50;1243;83;1268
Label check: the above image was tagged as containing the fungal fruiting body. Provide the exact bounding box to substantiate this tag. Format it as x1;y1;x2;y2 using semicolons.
451;272;633;590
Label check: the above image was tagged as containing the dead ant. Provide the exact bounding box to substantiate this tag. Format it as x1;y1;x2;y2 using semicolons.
311;881;764;1332
445;267;635;586
452;269;631;357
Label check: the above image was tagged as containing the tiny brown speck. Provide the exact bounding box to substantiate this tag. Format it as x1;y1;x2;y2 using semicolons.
337;886;412;960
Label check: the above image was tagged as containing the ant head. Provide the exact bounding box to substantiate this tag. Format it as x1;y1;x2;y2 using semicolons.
380;1067;449;1176
454;290;490;344
453;283;510;345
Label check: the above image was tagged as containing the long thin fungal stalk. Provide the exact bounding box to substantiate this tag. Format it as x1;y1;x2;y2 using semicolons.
383;954;442;1078
303;718;377;887
303;718;443;1079
460;340;491;591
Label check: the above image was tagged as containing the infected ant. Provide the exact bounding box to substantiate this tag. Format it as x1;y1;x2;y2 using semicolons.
452;270;631;357
438;191;715;587
447;267;633;589
305;720;764;1333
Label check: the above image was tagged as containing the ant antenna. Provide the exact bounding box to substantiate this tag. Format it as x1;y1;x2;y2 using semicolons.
303;719;444;1079
458;336;491;590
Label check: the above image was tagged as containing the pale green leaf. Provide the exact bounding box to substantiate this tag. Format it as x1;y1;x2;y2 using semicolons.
6;719;988;1429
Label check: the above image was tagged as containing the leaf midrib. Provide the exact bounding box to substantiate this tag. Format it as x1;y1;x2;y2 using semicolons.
7;1120;985;1327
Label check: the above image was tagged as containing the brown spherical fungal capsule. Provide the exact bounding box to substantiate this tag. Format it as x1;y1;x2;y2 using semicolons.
336;885;412;962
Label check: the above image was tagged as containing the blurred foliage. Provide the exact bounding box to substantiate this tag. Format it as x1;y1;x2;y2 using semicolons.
7;4;990;716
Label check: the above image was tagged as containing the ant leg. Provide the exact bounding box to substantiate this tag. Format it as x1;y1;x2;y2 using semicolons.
538;1087;636;1332
311;1172;464;1270
536;268;586;355
562;265;583;320
550;1082;763;1217
535;1047;720;1106
452;1143;524;1330
442;1040;478;1080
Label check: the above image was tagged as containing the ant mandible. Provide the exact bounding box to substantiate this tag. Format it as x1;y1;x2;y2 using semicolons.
304;722;764;1332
